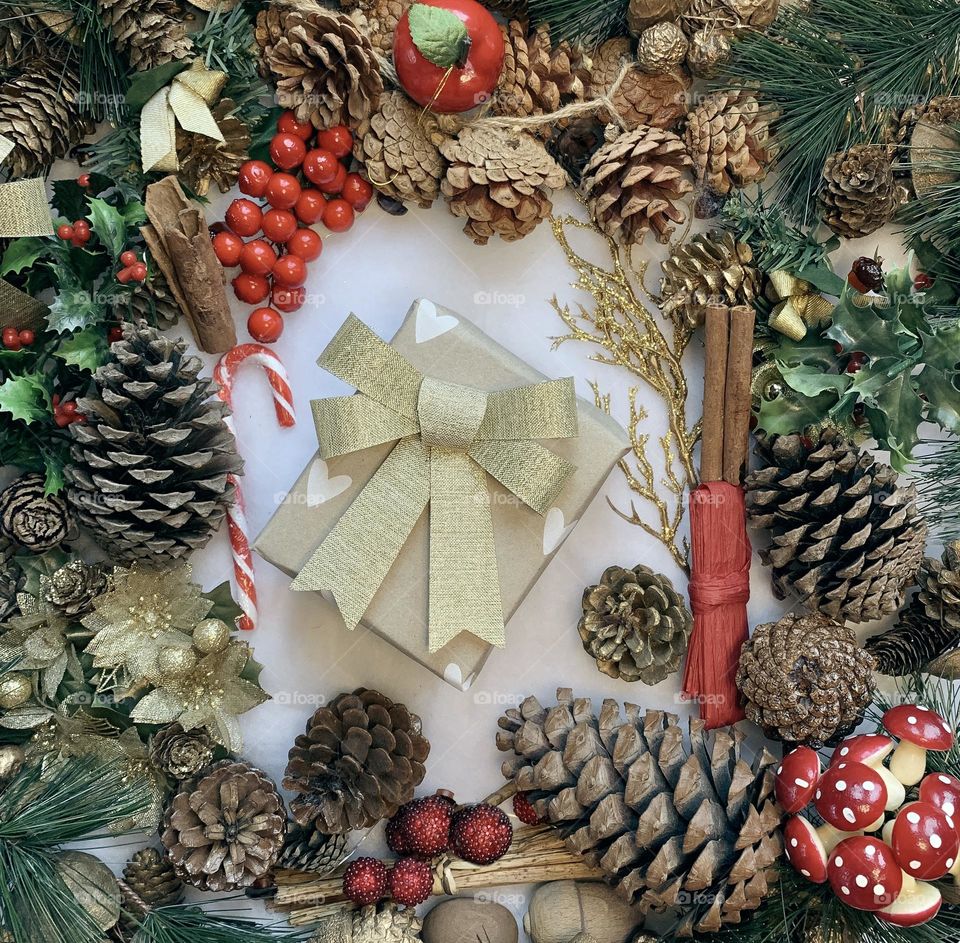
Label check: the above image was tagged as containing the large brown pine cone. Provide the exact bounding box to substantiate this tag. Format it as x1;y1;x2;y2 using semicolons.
98;0;192;70
736;612;876;747
745;432;926;623
161;760;286;891
256;2;382;130
0;473;71;552
497;689;783;936
347;0;410;56
818;144;899;238
581;124;693;244
628;0;689;33
284;688;430;835
439;126;567;244
686;90;772;196
113;268;182;331
0;9;51;69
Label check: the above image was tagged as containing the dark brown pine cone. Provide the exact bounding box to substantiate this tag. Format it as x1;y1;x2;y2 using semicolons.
0;473;71;552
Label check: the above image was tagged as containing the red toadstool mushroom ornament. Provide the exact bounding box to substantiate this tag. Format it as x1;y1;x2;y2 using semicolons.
776;746;821;814
784;815;829;882
883;704;955;786
919;771;960;820
830;733;905;810
877;875;943;927
889;800;959;880
827;836;902;911
815;761;887;834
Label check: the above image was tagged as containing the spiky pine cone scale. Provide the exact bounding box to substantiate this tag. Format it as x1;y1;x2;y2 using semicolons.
277;824;349;873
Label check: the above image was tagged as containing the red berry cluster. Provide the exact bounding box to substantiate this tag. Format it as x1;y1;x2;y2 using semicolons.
342;855;433;908
57;219;91;248
2;327;34;351
117;249;147;284
213;112;374;345
52;393;85;428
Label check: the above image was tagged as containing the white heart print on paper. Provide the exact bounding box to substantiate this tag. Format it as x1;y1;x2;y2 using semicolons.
542;506;577;555
306;457;352;508
415;298;458;343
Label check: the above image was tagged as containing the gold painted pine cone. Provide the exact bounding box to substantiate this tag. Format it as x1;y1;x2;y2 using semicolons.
745;431;926;623
122;848;184;910
578;563;692;684
315;903;423;943
736;611;876;747
636;22;688;75
40;559;107;619
497;689;784;936
581;124;693;244
818;144;899;238
150;723;215;780
439;126;567;244
175;99;251;197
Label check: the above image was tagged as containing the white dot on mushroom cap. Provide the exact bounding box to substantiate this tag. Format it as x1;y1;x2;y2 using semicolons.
864;781;876;791
948;859;955;869
874;884;886;897
910;860;922;870
816;790;822;800
791;838;798;848
865;844;876;855
840;747;849;756
855;875;868;888
836;780;847;791
932;834;943;849
801;869;811;877
945;803;956;817
948;815;955;828
796;778;810;788
841;886;850;896
834;856;844;867
838;763;847;769
843;808;857;824
907;811;921;824
908;716;918;724
777;766;783;774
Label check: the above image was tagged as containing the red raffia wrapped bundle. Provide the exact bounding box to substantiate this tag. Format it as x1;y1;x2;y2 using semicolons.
681;304;755;728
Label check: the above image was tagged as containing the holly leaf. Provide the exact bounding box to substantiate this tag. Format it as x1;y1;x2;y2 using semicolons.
46;290;104;333
86;197;144;259
0;237;51;276
770;333;838;369
0;373;48;424
922;320;960;373
826;293;910;360
755;389;836;436
203;580;245;630
43;451;65;494
54;326;107;372
794;261;845;296
407;3;470;68
867;372;924;466
779;362;850;398
51;174;113;221
917;364;960;434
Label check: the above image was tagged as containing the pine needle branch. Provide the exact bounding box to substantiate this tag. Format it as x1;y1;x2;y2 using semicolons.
132;907;316;943
525;0;628;45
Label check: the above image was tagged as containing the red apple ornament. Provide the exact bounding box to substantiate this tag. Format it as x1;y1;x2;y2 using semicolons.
394;0;504;113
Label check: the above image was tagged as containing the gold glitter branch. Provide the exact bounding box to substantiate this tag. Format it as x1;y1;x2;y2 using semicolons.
549;215;700;573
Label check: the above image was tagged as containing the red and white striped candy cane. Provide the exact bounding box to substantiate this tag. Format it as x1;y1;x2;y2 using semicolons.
215;344;296;631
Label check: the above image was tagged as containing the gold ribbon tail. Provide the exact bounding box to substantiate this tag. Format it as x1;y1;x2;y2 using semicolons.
767;269;835;341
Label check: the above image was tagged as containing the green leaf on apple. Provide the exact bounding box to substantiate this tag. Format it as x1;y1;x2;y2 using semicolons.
408;3;470;68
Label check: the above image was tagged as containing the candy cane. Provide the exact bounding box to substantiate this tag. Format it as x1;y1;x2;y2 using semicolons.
215;344;296;631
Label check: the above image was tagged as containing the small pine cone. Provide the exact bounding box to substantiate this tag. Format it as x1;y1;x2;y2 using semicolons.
659;230;760;331
353;91;447;209
0;473;72;552
114;268;182;331
636;22;688;75
316;903;423;943
589;39;689;131
98;0;192;70
175;100;251;197
736;611;876;747
40;559;108;619
277;823;349;874
578;564;692;684
161;760;286;891
285;688;430;834
151;723;215;780
581;124;693;245
686;90;772;196
745;431;926;623
347;0;411;56
439;126;567;245
256;2;382;130
628;0;690;33
686;27;731;77
818;144;898;239
122;848;184;909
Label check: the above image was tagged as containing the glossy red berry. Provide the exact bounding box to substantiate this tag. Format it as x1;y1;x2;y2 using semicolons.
116;267;133;283
61;400;77;416
317;125;353;159
323;198;354;232
272;284;305;312
232;272;270;304
107;326;123;344
261;209;298;244
286;228;323;262
914;272;934;292
294;189;326;224
272;254;307;288
512;792;542;826
277;110;314;141
247;306;284;343
317;163;347;195
387;858;433;907
72;220;91;242
129;262;147;282
2;327;19;349
240;239;278;276
449;804;513;865
76;173;91;187
238;159;274;197
342;173;373;211
213;231;244;267
846;351;866;374
120;249;138;267
225;198;263;237
17;329;35;347
264;173;302;210
57;224;75;241
302;148;340;186
342;858;388;906
270;132;308;171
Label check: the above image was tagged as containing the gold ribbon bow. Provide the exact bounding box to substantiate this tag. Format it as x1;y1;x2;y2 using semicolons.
140;60;227;173
767;270;835;341
291;315;579;652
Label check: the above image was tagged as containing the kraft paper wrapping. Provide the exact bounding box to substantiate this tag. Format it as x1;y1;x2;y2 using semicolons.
255;299;629;689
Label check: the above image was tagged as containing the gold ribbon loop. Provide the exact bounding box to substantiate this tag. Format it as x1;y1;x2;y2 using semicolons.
292;312;579;652
767;269;835;341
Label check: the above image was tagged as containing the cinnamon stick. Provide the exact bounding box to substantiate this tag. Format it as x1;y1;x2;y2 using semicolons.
700;305;729;482
722;305;756;485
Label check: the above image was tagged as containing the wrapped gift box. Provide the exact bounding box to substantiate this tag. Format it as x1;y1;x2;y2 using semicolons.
255;299;628;689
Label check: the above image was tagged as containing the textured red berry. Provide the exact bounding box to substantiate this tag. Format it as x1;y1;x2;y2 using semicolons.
342;857;388;905
388;795;454;858
386;816;413;856
388;857;433;907
512;792;542;826
449;804;513;865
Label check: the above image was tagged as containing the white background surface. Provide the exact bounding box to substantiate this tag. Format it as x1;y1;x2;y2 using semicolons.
79;179;907;937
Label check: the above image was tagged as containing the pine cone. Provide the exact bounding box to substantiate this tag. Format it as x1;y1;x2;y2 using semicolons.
284;688;430;835
439;126;567;245
589;39;689;131
721;0;778;27
686;28;731;77
277;823;349;873
161;760;286;891
256;2;382;130
175;100;251;197
347;0;410;56
745;432;926;623
736;612;876;747
0;537;24;622
686;90;772;196
548;117;606;185
818;144;898;239
628;0;690;33
0;473;71;552
151;722;215;780
122;848;184;909
353;91;447;209
316;903;423;943
0;57;91;178
113;269;182;331
636;22;688;74
480;0;528;20
0;9;51;69
98;0;192;70
41;559;108;619
497;689;784;936
64;321;242;565
578;564;692;684
581;124;693;245
659;230;760;332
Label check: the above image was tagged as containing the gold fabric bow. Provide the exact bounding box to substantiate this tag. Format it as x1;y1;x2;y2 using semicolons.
292;315;579;652
767;270;835;341
140;60;227;173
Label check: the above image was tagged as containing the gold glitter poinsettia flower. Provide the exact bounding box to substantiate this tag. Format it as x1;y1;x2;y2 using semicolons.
130;641;268;752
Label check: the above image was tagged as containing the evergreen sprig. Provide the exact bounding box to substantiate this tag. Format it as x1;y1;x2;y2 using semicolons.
130;908;314;943
912;438;960;542
525;0;627;45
